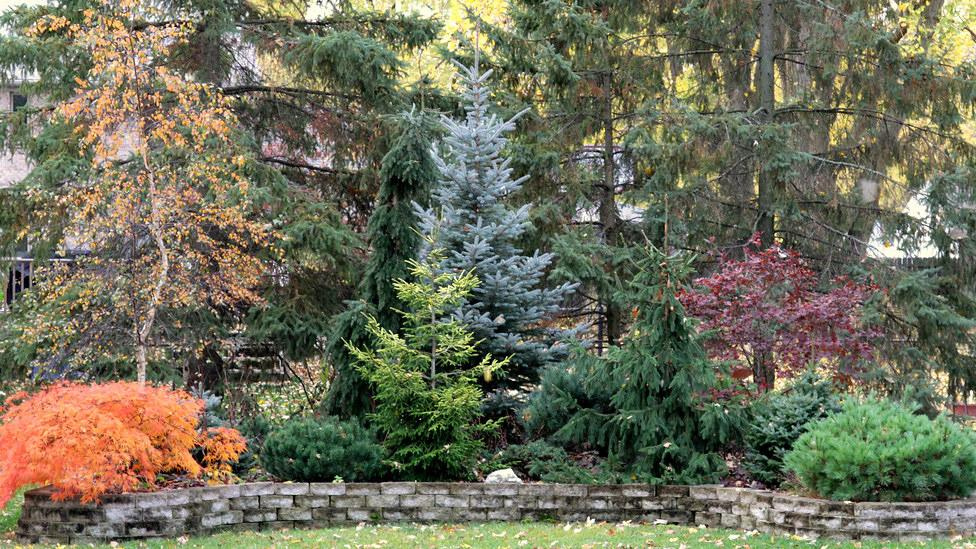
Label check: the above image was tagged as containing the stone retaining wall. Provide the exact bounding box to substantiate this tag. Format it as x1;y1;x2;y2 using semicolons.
17;482;976;544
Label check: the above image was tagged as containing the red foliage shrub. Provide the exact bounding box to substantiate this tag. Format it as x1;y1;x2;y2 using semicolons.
678;239;878;390
0;381;246;505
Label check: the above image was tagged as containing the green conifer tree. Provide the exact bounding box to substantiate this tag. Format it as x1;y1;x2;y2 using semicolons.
347;248;508;480
563;243;742;484
324;111;437;417
416;60;577;389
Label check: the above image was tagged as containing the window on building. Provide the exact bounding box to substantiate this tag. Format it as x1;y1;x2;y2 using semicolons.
4;259;31;306
10;92;26;111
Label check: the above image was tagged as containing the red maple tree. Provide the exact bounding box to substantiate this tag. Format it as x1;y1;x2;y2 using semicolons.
678;238;879;391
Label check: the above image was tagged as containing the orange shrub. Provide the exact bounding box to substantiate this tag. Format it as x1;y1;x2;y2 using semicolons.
197;427;248;482
0;381;246;505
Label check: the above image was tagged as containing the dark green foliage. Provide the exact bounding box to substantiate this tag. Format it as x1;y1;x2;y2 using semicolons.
861;266;976;415
325;111;437;418
521;358;613;447
494;441;617;484
260;416;386;482
785;399;976;502
232;414;272;476
743;371;841;487
347;250;508;481
562;245;743;484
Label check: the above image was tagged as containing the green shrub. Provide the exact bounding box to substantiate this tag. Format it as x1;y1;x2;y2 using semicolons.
743;371;840;486
260;416;386;482
495;441;618;484
784;399;976;502
233;414;272;476
521;360;612;448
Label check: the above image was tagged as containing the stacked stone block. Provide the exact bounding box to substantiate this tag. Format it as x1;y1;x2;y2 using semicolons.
17;482;976;544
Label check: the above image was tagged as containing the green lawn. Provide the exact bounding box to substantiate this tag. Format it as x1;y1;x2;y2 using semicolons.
4;496;976;548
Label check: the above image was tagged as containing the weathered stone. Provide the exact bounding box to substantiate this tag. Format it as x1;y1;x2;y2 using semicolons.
201;511;243;528
469;495;506;507
380;508;415;521
241;483;275;497
485;468;523;484
552;485;587;497
416;483;453;495
230;496;260;511
435;495;469;508
418;508;455;521
259;495;294;509
450;483;485;495
278;507;313;521
330;496;366;508
294;496;330;508
621;485;653;498
658;485;691;497
16;481;974;542
366;494;400;508
209;485;243;499
689;485;719;500
640;498;666;511
695;511;722;527
488;507;521;521
717;488;744;502
244;509;277;523
345;484;382;496
275;483;310;496
458;508;487;521
720;513;741;528
587;485;623;497
482;483;520;496
346;508;377;522
312;507;347;522
310;483;347;496
102;503;139;522
203;499;231;514
399;494;435;508
380;483;416;495
262;520;295;531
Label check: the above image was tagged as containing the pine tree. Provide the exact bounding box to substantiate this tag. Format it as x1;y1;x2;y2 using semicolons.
416;60;576;389
563;244;742;484
324;111;437;418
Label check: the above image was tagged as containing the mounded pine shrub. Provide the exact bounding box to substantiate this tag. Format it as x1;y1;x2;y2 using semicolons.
260;416;386;482
785;399;976;502
743;371;840;486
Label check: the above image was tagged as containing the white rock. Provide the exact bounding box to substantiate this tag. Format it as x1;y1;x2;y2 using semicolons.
484;468;523;483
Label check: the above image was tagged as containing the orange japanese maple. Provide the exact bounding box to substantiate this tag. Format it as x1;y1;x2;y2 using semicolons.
0;381;245;505
196;427;248;483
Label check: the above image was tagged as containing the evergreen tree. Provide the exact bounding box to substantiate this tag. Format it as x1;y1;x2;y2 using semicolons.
478;0;976;399
416;60;576;389
325;111;437;417
347;248;507;480
563;244;742;484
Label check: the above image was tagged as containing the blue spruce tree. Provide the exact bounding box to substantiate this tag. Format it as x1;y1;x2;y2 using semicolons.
416;60;577;389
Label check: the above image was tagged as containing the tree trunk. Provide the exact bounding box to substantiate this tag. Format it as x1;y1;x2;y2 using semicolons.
756;0;776;250
599;70;624;346
755;0;777;391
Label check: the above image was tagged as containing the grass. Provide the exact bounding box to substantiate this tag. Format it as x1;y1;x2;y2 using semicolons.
2;497;976;548
11;522;976;548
